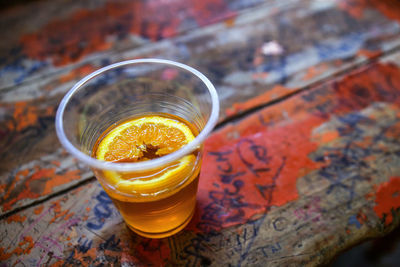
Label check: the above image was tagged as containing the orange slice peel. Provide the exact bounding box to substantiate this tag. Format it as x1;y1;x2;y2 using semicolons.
95;115;196;195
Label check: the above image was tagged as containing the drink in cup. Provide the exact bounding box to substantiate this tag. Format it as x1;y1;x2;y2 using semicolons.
56;59;219;238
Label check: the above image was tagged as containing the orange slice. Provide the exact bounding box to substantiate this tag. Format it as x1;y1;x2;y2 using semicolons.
96;115;196;195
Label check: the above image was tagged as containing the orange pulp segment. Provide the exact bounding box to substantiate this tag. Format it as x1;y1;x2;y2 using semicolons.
95;115;196;195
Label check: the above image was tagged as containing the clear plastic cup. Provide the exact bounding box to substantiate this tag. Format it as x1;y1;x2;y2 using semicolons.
56;59;219;238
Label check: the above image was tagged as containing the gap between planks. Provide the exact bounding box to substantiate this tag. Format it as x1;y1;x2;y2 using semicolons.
0;176;96;221
216;44;400;130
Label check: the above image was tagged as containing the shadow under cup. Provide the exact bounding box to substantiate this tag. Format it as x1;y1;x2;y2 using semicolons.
56;59;219;238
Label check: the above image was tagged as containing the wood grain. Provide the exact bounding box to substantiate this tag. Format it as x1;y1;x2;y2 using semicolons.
2;50;400;265
1;0;400;215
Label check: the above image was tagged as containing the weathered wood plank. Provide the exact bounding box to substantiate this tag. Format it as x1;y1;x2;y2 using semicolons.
2;0;400;214
0;0;267;88
0;0;288;215
2;53;400;266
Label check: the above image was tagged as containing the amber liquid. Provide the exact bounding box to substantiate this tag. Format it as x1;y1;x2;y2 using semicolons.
111;172;199;238
93;114;201;238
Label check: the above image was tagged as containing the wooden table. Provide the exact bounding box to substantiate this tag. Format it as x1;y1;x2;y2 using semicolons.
1;0;400;265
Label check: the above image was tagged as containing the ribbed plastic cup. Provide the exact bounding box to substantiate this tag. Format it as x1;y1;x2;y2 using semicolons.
56;59;219;238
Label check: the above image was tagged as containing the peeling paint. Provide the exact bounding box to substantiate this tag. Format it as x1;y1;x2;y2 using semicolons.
5;214;27;224
373;177;400;225
226;85;295;117
18;0;237;66
0;236;34;261
339;0;400;24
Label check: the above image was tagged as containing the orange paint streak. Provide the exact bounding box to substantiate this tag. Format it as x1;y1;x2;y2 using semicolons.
2;165;82;211
19;169;30;177
192;0;234;26
199;106;324;228
314;131;339;144
357;212;367;224
51;161;61;167
0;236;34;261
5;101;55;133
226;85;295;116
69;247;97;263
64;212;75;221
369;0;400;23
334;64;400;113
12;102;38;131
47;200;74;224
67;243;137;266
49;211;68;224
50;261;64;267
52;200;61;212
252;72;268;79
304;64;329;81
121;250;141;266
357;49;382;59
384;120;400;139
224;17;236;27
197;62;400;230
19;0;234;66
135;239;171;265
6;214;27;224
3;183;41;212
2;176;19;201
2;199;18;212
1;169;28;202
19;2;134;65
338;0;367;18
373;177;400;225
0;184;5;195
339;0;400;23
253;53;264;66
42;169;81;195
30;168;55;181
34;205;44;215
59;64;97;83
365;191;374;200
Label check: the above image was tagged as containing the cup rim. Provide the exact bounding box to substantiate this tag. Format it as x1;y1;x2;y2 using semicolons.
55;58;219;171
